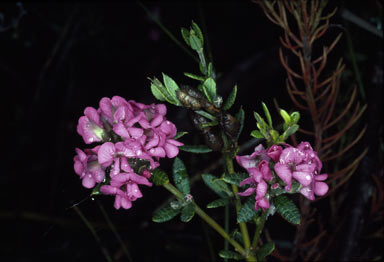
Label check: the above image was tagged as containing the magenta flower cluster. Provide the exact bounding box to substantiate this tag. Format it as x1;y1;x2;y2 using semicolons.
74;96;183;209
236;142;328;211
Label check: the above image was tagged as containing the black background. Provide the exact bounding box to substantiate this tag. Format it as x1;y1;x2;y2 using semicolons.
1;1;383;261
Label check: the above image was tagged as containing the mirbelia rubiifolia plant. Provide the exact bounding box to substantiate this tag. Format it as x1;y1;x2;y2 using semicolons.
255;0;368;260
73;21;330;261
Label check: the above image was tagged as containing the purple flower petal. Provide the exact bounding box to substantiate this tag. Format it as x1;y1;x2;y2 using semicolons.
156;104;167;115
257;197;270;210
314;181;328;196
239;177;254;187
119;195;133;209
126;183;143;199
128;173;152;186
98;142;115;167
274;162;292;190
256;180;267;199
164;142;179;158
238;187;256;196
81;174;96;188
150;114;164;127
113;122;130;138
128;127;144;139
292;171;313;187
149;147;166;157
266;145;282;162
299;186;315;200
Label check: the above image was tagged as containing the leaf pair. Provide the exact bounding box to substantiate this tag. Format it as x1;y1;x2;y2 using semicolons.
150;73;181;106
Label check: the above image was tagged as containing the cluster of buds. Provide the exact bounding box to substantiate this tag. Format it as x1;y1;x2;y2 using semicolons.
236;142;329;211
74;96;183;209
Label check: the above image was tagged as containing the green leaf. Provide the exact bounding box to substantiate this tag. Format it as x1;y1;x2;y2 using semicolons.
195;110;217;121
152;205;181;223
189;32;202;51
202;77;216;103
173;157;190;195
162;73;180;105
180;203;195;222
254;112;268;129
191;21;204;46
149;77;175;104
218;250;243;260
290;111;300;124
251;130;264;139
179;145;212;153
200;121;219;129
207;62;213;78
202;174;231;198
184;72;205;81
257;242;275;261
262;102;273;128
237;197;258;223
235;106;245;140
223;172;249;187
274;195;301;225
207;198;230;208
91;183;103;196
223;85;237;111
181;27;190;46
281;124;299;140
174;131;188;140
280;109;291;124
150;168;169;186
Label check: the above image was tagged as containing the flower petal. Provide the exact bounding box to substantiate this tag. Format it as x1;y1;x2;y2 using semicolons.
164;142;179;158
98;142;115;166
292;171;312;187
314;181;329;196
238;187;256;196
274;163;292;190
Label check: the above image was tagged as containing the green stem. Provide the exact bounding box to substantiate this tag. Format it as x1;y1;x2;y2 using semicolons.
224;153;252;251
252;211;268;250
163;183;257;261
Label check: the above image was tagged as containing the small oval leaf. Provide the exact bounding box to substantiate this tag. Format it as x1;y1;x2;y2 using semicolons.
180;203;195;222
274;195;301;225
173;157;190;195
223;172;249;187
237;197;258;223
152;205;181;223
223;85;237;111
218;250;243;260
202;174;231;198
207;198;230;209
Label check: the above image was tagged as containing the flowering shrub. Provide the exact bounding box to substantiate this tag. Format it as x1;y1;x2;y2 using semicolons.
74;96;183;209
72;21;331;261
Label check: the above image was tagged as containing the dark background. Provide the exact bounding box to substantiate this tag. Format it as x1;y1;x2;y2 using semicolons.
1;1;383;261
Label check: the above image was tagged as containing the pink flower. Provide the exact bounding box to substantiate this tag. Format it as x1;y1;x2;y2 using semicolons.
266;145;282;162
77;107;108;144
100;172;152;209
236;144;268;171
73;148;105;188
274;142;328;199
237;160;271;211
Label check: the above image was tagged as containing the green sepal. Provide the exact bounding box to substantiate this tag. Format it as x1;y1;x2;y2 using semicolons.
162;73;180;105
152;205;181;223
202;77;217;103
235;106;245;140
254;112;268;130
237;197;258;223
179;145;212;153
257;242;275;261
172;157;190;195
150;168;169;186
261;102;273;128
222;85;237;111
206;198;230;209
222;172;249;187
274;195;301;225
91;182;103;196
180;203;195;222
174;131;188;140
251;130;264;139
218;250;243;260
202;174;232;198
184;72;205;81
